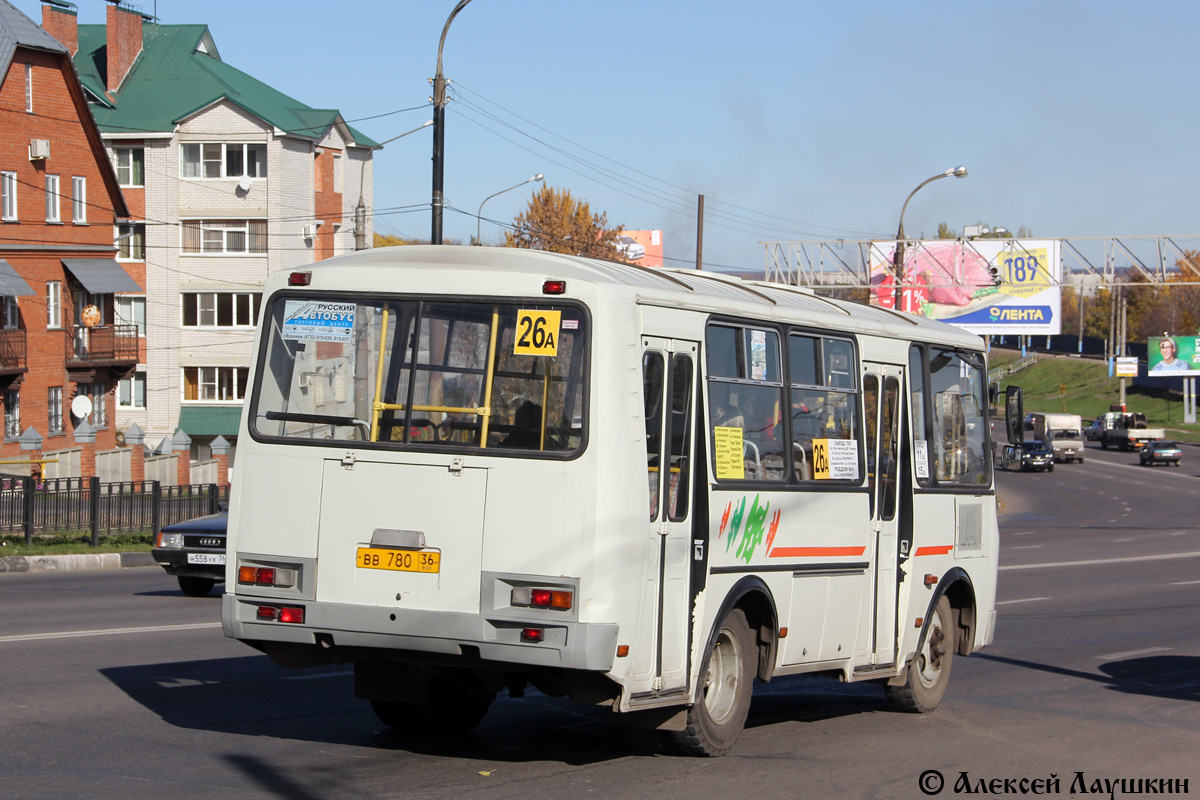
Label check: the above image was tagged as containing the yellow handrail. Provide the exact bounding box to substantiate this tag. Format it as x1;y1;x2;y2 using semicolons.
369;308;390;442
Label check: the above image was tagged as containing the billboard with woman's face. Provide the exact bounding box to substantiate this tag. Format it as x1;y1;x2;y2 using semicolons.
1148;336;1198;374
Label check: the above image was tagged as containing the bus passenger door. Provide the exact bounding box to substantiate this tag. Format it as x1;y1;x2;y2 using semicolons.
864;363;905;666
642;338;697;692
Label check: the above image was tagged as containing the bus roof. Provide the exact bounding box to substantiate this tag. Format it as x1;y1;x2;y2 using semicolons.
284;245;985;350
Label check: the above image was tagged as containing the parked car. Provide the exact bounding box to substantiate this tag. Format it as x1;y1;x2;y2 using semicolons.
614;234;645;260
151;511;227;596
1139;440;1182;467
1013;439;1054;472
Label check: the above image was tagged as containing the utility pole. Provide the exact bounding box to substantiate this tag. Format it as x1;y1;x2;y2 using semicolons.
430;0;474;245
1118;290;1127;410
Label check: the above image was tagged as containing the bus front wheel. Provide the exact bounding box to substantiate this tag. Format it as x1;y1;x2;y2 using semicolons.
669;608;754;757
887;595;955;713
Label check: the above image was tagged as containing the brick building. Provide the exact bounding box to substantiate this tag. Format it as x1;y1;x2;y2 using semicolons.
41;0;377;465
0;0;136;475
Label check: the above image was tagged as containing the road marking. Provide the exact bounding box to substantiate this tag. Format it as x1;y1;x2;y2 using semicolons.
1009;545;1042;550
1012;531;1038;536
1112;538;1134;542
1096;646;1172;661
0;622;222;644
996;597;1050;606
1170;580;1200;586
1000;550;1200;572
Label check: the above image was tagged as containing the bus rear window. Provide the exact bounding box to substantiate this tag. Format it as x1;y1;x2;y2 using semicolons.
250;297;588;455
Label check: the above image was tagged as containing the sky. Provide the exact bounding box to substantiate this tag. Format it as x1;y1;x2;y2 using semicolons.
11;0;1200;273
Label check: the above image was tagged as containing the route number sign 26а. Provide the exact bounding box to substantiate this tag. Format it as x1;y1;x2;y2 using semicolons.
513;310;561;357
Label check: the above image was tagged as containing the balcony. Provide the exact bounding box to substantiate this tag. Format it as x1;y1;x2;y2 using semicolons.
65;325;139;378
0;329;27;375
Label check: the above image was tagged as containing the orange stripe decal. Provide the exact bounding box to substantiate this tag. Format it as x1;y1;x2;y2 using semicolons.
769;546;867;558
913;545;953;557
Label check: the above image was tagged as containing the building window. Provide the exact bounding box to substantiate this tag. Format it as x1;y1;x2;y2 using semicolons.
181;220;267;254
48;387;63;435
2;296;18;330
4;390;18;440
183;366;249;402
47;281;61;328
45;174;60;223
24;63;32;113
181;292;261;327
71;176;86;223
119;371;146;408
78;383;107;427
116;222;145;260
115;296;146;336
1;171;16;220
180;143;267;179
114;147;144;187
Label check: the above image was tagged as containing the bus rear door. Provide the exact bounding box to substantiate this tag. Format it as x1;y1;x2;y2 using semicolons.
641;337;698;692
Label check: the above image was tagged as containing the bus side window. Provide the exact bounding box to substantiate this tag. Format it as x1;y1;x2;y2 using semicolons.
644;352;666;520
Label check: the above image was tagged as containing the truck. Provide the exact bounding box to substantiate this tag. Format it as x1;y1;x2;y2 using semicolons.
1029;412;1085;463
1098;411;1164;451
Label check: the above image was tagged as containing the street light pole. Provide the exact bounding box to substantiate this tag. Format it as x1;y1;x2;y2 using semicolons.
431;0;474;245
356;120;432;250
476;173;543;245
892;165;968;311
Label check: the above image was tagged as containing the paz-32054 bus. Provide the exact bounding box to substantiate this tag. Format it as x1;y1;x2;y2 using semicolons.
223;245;999;756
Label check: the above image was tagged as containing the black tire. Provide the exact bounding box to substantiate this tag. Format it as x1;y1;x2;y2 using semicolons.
1048;463;1054;472
887;596;955;713
371;677;494;735
668;608;755;757
177;576;215;597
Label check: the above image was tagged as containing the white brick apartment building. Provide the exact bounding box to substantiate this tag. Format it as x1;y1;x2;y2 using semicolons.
41;0;377;460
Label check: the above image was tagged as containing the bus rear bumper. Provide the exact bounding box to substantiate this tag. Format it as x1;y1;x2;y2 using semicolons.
221;592;619;672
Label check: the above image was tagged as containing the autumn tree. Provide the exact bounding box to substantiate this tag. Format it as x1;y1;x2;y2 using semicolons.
506;185;625;260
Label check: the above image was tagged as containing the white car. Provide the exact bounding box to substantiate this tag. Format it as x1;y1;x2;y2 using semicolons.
614;235;645;260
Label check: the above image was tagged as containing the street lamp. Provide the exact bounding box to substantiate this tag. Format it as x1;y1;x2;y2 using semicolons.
892;165;968;311
431;0;475;245
476;173;543;245
356;120;432;250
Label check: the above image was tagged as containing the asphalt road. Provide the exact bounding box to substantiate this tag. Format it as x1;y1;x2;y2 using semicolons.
0;439;1197;800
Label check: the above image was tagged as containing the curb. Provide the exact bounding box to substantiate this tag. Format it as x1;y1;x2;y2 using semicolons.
0;551;156;574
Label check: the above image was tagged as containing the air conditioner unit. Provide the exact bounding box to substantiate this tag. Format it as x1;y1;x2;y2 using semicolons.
302;224;318;238
29;139;50;160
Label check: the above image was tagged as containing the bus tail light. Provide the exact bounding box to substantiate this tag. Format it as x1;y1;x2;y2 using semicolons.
521;627;544;643
511;587;572;610
542;279;566;295
256;605;305;624
288;271;311;286
238;565;297;588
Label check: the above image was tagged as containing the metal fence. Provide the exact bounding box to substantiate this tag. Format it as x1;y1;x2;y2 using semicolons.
0;477;228;546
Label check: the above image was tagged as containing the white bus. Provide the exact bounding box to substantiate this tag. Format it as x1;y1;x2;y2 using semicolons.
223;245;999;756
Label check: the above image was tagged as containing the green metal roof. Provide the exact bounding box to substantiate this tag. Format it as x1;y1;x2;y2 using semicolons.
74;22;377;147
178;405;242;438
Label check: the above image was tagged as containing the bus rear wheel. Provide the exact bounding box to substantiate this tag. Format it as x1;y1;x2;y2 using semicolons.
887;596;955;713
370;675;494;735
669;608;754;757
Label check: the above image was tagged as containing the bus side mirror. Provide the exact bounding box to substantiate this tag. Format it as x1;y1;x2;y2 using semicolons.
1005;386;1024;445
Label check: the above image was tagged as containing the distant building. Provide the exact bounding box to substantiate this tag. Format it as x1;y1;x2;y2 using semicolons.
617;230;663;268
0;0;135;473
42;0;378;463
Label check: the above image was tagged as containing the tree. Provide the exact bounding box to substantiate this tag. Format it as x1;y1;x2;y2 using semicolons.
373;233;466;247
936;222;957;239
506;185;625;260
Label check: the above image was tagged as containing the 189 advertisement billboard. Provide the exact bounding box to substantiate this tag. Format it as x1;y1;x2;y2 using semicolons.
869;239;1062;335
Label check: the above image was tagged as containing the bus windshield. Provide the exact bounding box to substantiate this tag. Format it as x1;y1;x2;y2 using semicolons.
249;295;588;454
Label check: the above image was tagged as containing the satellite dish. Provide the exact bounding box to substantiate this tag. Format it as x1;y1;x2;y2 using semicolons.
71;395;93;420
237;178;252;193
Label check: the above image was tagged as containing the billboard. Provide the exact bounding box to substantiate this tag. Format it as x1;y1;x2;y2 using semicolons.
1147;335;1199;375
868;239;1062;335
616;230;664;268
